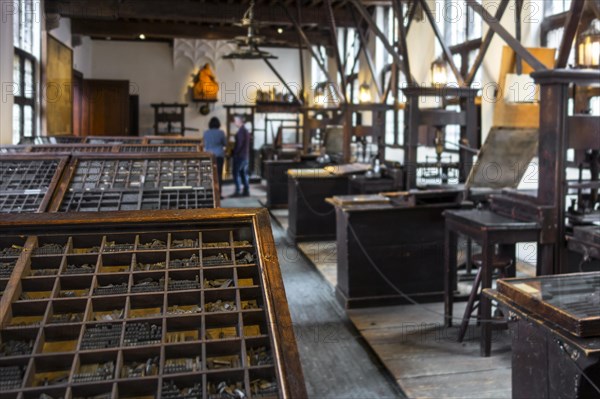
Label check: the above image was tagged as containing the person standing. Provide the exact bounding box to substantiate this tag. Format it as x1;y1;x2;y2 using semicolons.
203;117;226;197
231;114;250;197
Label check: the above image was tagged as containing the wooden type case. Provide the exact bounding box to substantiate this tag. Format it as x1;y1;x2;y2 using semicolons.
0;209;306;399
0;154;69;214
48;153;220;212
497;272;600;337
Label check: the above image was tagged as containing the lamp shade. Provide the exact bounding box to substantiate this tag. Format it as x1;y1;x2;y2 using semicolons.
578;20;600;68
431;56;448;86
359;82;372;103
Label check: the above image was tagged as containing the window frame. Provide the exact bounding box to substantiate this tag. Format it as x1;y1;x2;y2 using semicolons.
13;47;37;141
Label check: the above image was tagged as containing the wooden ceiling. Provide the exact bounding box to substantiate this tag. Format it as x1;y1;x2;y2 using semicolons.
46;0;393;45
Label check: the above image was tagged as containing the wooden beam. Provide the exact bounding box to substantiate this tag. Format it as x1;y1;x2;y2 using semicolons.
280;3;345;102
515;0;524;75
70;18;328;45
349;0;405;77
296;0;306;102
555;0;586;68
394;0;412;86
419;0;465;86
348;5;382;99
465;0;509;86
46;0;357;27
325;0;348;101
466;0;547;72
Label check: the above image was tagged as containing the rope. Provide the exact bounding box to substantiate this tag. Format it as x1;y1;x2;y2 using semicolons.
347;222;504;324
294;180;335;217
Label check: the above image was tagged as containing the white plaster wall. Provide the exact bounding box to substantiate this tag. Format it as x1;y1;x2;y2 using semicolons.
49;16;71;47
0;0;14;145
73;36;93;76
90;40;304;147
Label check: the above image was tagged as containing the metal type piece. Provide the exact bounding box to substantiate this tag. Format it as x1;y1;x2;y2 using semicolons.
64;263;95;274
0;340;34;356
235;251;255;265
93;308;124;322
103;241;134;252
250;379;278;396
163;356;201;374
73;361;115;382
131;277;165;293
203;253;230;267
31;268;59;276
121;356;159;378
0;261;16;278
207;381;246;399
81;324;123;350
49;312;84;324
0;245;23;258
123;322;162;346
94;283;128;296
138;239;167;250
204;278;233;289
161;381;203;399
134;261;166;271
203;242;230;248
206;354;241;370
33;243;64;255
0;365;25;390
166;305;201;315
247;347;273;366
168;276;201;291
172;239;199;249
205;300;237;313
169;254;200;269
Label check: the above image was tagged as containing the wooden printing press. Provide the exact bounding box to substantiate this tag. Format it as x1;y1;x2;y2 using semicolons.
478;68;600;395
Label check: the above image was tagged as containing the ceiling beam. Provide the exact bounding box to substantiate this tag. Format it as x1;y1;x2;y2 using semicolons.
555;0;585;68
70;18;329;45
466;0;547;72
46;0;357;27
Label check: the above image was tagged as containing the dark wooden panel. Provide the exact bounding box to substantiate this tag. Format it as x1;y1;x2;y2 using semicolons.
287;175;348;242
83;79;130;136
335;203;460;308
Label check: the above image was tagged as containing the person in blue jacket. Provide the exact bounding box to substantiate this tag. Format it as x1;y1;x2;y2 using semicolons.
203;117;226;196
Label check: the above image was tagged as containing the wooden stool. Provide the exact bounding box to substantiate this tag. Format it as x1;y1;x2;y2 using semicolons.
457;252;513;343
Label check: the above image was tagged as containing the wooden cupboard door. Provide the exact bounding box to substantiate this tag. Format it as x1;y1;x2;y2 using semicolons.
82;79;130;136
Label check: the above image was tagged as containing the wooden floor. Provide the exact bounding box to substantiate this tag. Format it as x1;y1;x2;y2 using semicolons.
223;187;405;398
270;205;514;398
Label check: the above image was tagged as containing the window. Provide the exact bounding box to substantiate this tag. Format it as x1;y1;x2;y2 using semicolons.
541;0;576;65
444;0;482;83
544;0;572;17
13;0;39;144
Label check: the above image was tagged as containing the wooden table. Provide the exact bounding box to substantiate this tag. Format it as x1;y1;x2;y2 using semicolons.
443;209;540;356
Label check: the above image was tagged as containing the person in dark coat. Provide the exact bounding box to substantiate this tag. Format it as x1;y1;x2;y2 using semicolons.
231;114;250;197
202;117;226;196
